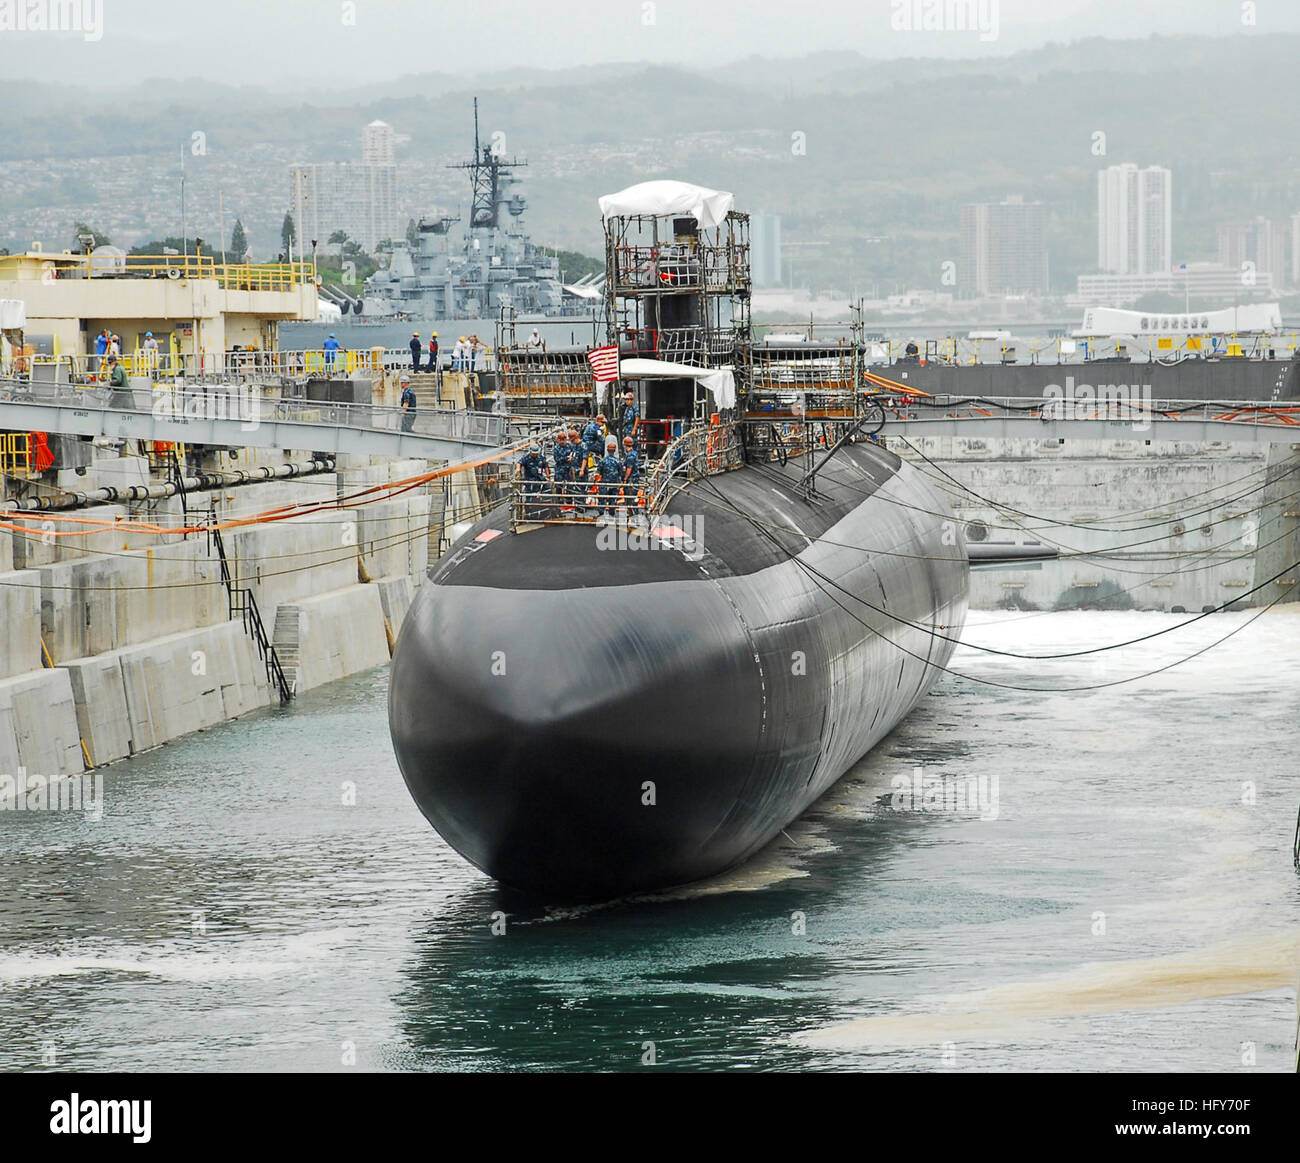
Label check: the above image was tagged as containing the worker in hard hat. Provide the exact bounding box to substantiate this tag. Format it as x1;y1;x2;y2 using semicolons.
551;429;576;512
399;373;417;433
409;330;422;373
582;414;607;462
517;440;550;518
595;436;623;518
619;390;639;446
323;331;341;373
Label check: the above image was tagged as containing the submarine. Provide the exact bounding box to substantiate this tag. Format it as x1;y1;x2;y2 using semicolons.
388;182;982;899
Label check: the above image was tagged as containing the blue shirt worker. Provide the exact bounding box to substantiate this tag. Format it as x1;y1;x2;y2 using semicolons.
323;332;342;371
551;431;575;510
551;430;573;478
568;427;588;485
399;375;417;432
595;438;623;517
621;436;640;484
582;415;607;459
409;332;422;373
619;391;639;444
518;442;550;518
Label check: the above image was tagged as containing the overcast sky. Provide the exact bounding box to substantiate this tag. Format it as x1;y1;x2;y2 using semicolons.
0;0;1293;86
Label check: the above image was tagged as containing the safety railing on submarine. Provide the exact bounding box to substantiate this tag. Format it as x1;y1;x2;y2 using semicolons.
510;475;648;529
506;412;892;530
641;420;746;519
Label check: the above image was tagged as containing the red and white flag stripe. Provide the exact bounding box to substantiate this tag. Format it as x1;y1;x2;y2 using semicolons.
586;345;620;382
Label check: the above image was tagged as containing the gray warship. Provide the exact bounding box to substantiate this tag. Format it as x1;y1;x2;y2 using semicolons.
357;102;596;321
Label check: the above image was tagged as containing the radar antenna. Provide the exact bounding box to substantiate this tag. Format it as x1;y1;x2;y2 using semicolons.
447;97;526;231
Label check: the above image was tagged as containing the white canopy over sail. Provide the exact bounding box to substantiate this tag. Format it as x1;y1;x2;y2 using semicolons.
598;181;735;230
618;357;736;409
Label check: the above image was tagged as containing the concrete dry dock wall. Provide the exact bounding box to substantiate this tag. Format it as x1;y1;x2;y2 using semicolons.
0;668;85;776
38;540;225;663
900;436;1300;612
63;620;275;766
0;570;40;680
272;585;391;694
1;450;448;779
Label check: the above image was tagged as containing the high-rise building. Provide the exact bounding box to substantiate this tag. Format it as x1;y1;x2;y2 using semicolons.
1097;164;1172;275
958;196;1048;297
289;124;401;254
750;212;782;287
362;120;396;167
1217;217;1286;288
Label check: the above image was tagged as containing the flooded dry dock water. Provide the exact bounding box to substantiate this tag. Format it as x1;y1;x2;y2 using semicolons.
1;610;1296;1073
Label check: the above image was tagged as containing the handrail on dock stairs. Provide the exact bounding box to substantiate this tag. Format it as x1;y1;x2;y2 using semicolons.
207;509;293;702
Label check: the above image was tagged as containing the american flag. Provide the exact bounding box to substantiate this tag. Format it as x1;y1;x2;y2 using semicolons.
586;345;620;382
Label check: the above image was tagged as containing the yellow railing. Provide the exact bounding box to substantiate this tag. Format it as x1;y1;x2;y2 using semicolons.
0;432;32;476
213;262;316;292
38;252;316;291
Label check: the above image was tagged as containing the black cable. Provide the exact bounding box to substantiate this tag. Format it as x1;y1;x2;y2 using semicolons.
896;433;1300;537
744;442;1300;567
697;472;1296;685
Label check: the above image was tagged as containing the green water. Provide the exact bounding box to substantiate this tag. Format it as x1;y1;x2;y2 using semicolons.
2;611;1297;1072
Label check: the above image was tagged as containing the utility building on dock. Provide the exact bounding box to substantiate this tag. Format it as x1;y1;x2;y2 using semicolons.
0;251;318;368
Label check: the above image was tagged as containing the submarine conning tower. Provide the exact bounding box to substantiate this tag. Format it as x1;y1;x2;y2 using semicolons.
598;182;753;441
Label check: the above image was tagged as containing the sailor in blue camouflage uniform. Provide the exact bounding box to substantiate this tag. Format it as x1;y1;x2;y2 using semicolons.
517;442;550;518
551;430;575;511
582;414;607;461
595;437;624;518
620;435;642;520
619;391;639;446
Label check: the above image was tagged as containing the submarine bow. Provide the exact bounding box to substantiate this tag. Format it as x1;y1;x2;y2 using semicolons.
389;442;969;898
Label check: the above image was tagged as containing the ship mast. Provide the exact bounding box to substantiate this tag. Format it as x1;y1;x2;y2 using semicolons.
448;97;526;231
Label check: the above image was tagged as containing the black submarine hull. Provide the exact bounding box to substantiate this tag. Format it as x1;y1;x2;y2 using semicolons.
388;441;969;898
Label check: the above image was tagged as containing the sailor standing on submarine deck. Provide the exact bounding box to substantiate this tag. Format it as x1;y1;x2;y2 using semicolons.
595;437;623;518
518;442;549;517
619;392;639;445
551;430;575;507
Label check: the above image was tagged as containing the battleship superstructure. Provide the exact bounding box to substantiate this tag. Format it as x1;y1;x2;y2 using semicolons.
388;180;978;899
359;102;574;320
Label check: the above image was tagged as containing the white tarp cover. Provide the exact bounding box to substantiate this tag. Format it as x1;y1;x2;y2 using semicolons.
598;181;735;230
0;299;26;329
562;281;603;300
618;357;736;409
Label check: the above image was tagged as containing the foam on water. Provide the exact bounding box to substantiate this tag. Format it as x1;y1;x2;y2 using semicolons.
796;933;1300;1049
0;929;355;986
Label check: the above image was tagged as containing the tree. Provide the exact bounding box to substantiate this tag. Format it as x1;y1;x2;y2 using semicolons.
555;249;603;282
128;237;188;256
405;218;419;247
229;219;248;263
72;221;111;250
281;212;296;257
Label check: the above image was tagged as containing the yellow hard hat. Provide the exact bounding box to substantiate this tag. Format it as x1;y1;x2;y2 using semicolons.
458;336;465;342
432;331;438;336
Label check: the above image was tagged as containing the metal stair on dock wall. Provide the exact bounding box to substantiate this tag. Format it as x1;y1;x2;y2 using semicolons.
206;508;294;702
